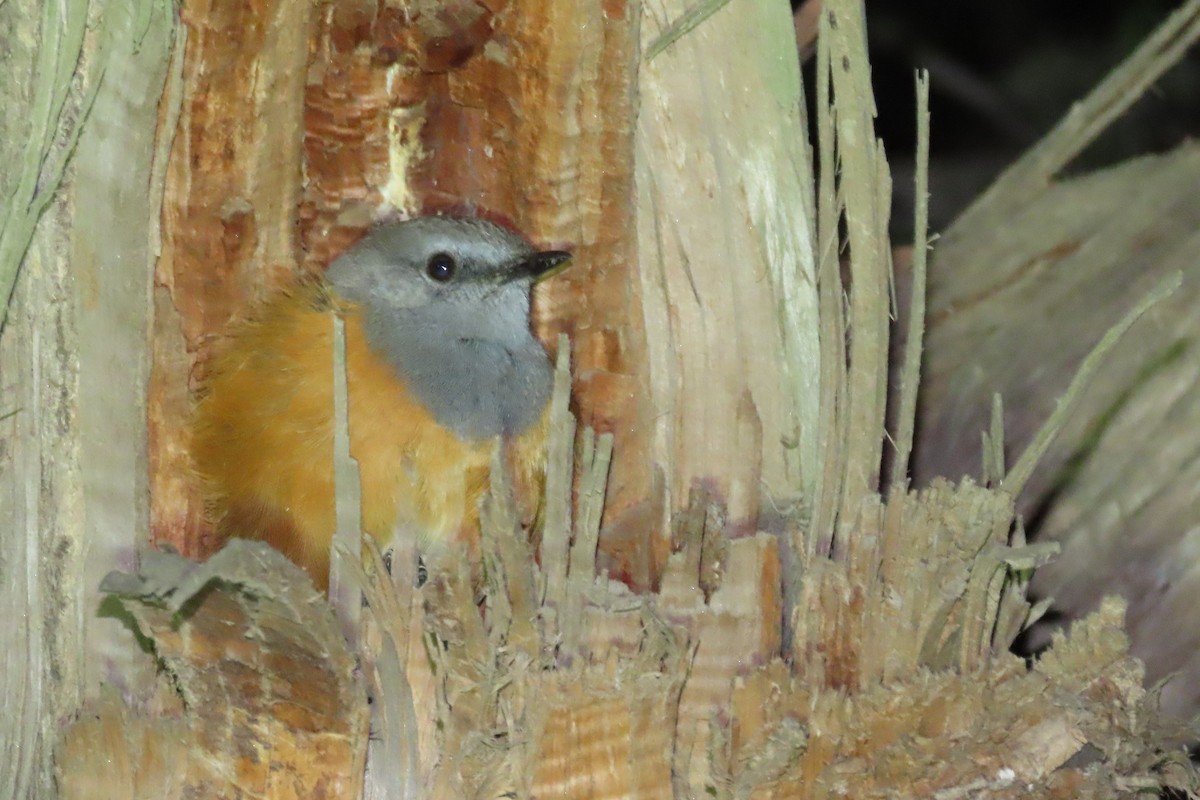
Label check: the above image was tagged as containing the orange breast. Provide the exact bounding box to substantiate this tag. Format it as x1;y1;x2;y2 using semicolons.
190;279;548;589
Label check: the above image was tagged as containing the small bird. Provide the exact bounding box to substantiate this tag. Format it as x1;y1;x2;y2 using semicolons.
190;216;570;589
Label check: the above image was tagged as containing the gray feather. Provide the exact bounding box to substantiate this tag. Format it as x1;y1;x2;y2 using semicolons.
324;216;554;440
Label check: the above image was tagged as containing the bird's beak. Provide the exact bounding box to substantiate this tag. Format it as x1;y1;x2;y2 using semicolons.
517;250;572;284
483;250;571;291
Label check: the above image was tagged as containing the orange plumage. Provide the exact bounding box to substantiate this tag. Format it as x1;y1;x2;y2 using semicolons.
190;278;548;589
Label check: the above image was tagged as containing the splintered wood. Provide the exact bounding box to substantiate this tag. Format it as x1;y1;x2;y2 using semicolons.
791;480;1056;690
60;348;1194;798
57;481;1192;799
366;459;1188;798
345;344;1189;797
57;543;368;800
922;141;1200;722
354;417;784;798
727;599;1187;799
914;3;1200;718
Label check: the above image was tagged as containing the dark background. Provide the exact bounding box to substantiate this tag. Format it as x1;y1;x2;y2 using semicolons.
805;1;1200;236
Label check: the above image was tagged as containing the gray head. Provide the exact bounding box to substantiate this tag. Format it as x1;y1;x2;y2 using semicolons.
325;216;569;440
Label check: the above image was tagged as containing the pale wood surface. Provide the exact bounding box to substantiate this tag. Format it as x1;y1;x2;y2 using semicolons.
0;2;176;797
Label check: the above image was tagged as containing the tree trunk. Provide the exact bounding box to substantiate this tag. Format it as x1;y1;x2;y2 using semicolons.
0;1;175;796
9;0;1197;797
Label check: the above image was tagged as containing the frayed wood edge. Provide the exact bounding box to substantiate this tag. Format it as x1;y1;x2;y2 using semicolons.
888;69;930;489
339;536;422;800
539;335;575;638
328;311;419;797
560;427;613;657
1004;272;1181;498
330;311;363;650
981;393;1005;488
807;15;846;560
824;0;892;536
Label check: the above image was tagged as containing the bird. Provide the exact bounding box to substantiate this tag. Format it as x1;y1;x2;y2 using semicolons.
190;216;570;590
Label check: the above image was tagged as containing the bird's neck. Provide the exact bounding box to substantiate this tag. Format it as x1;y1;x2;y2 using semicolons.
361;312;552;442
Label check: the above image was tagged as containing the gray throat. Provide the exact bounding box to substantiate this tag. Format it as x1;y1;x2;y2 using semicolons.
364;319;553;441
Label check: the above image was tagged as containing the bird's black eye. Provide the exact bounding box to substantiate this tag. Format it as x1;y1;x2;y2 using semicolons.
425;252;457;283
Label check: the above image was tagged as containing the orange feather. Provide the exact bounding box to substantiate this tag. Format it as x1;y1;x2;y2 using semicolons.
191;278;547;589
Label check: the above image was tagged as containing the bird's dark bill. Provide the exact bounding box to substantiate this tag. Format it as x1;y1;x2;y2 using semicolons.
525;250;572;282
